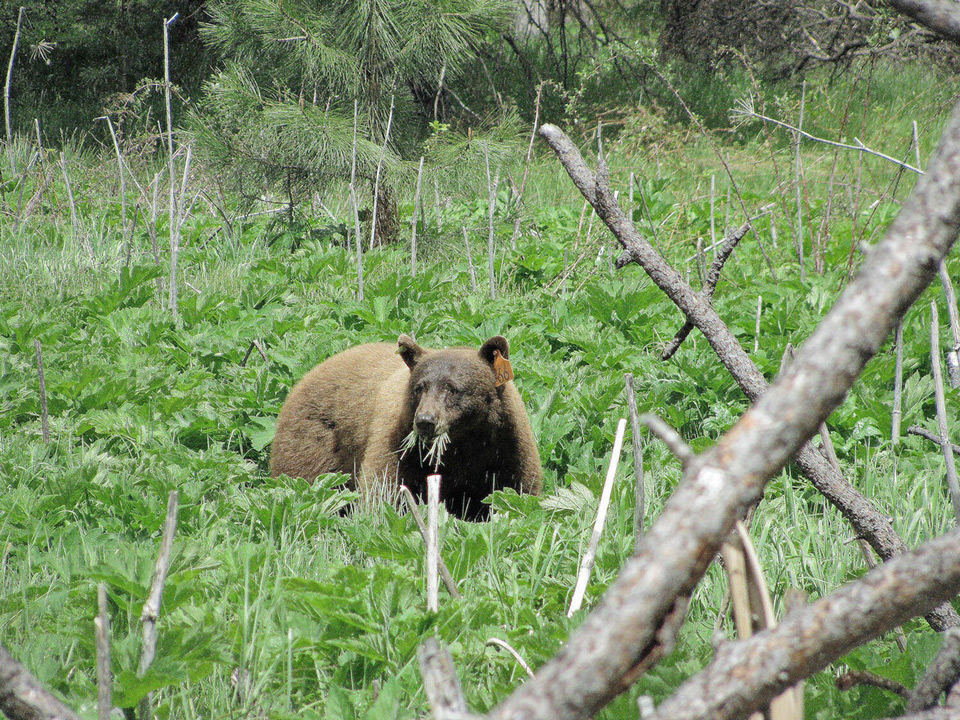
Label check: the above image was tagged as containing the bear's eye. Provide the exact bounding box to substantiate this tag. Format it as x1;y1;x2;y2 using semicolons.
414;382;426;395
447;384;463;396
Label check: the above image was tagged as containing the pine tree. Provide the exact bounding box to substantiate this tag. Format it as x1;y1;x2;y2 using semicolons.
195;0;513;244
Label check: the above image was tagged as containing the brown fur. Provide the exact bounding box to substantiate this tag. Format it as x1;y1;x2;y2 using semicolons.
270;335;542;520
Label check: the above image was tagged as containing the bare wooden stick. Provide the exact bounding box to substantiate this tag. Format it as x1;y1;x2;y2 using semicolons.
138;490;179;720
4;6;24;146
733;99;923;176
624;374;645;546
892;321;905;444
399;486;461;599
657;218;754;360
908;627;960;711
369;96;395;250
568;418;627;617
0;644;82;720
33;339;49;445
98;116;130;264
836;670;910;698
929;301;960;522
411;156;425;277
640;414;693;467
482;144;499;300
938;263;960;387
95;583;111;720
463;228;478;292
59;152;79;242
510;82;543;249
418;638;470;720
908;424;960;455
794;81;807;281
240;339;269;367
349;98;364;301
487;638;534;678
427;474;440;613
754;295;762;353
164;14;179;317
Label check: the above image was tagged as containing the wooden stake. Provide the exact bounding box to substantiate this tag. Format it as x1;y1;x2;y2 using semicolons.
794;80;807;281
624;374;645;547
426;474;440;612
568;418;627;617
34;339;49;444
929;302;960;522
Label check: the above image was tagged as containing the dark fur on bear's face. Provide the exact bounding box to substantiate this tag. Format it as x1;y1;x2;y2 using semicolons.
399;335;505;442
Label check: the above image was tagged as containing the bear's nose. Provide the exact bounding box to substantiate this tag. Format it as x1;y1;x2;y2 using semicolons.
415;413;438;438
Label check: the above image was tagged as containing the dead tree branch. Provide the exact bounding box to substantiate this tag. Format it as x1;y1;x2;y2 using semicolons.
659;219;754;361
646;528;960;720
418;638;475;720
537;121;960;634
908;627;960;711
884;0;960;43
0;645;81;720
908;425;960;456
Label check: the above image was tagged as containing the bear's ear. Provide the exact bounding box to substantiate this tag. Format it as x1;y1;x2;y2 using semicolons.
397;334;425;369
479;336;509;364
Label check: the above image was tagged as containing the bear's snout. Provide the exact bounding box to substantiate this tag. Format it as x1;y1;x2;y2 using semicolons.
415;412;439;438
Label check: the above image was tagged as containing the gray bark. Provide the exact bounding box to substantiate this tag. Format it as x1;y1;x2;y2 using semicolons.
0;646;81;720
646;528;960;720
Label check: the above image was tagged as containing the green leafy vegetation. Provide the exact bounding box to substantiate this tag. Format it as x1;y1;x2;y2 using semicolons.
1;6;960;717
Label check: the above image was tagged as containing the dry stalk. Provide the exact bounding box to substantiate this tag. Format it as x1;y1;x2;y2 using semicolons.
369;95;395;250
487;638;535;678
411;156;424;277
349;98;364;301
892;321;905;444
34;339;49;445
138;490;179;720
624;374;645;545
4;6;24;146
929;301;960;522
568;418;627;617
938;263;960;387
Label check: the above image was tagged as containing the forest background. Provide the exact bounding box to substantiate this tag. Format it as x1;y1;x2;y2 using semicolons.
2;1;960;720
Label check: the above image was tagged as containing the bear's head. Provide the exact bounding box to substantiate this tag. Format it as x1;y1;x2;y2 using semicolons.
397;335;509;448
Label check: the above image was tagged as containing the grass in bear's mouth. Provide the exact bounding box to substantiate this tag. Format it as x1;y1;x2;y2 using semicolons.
400;430;450;472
